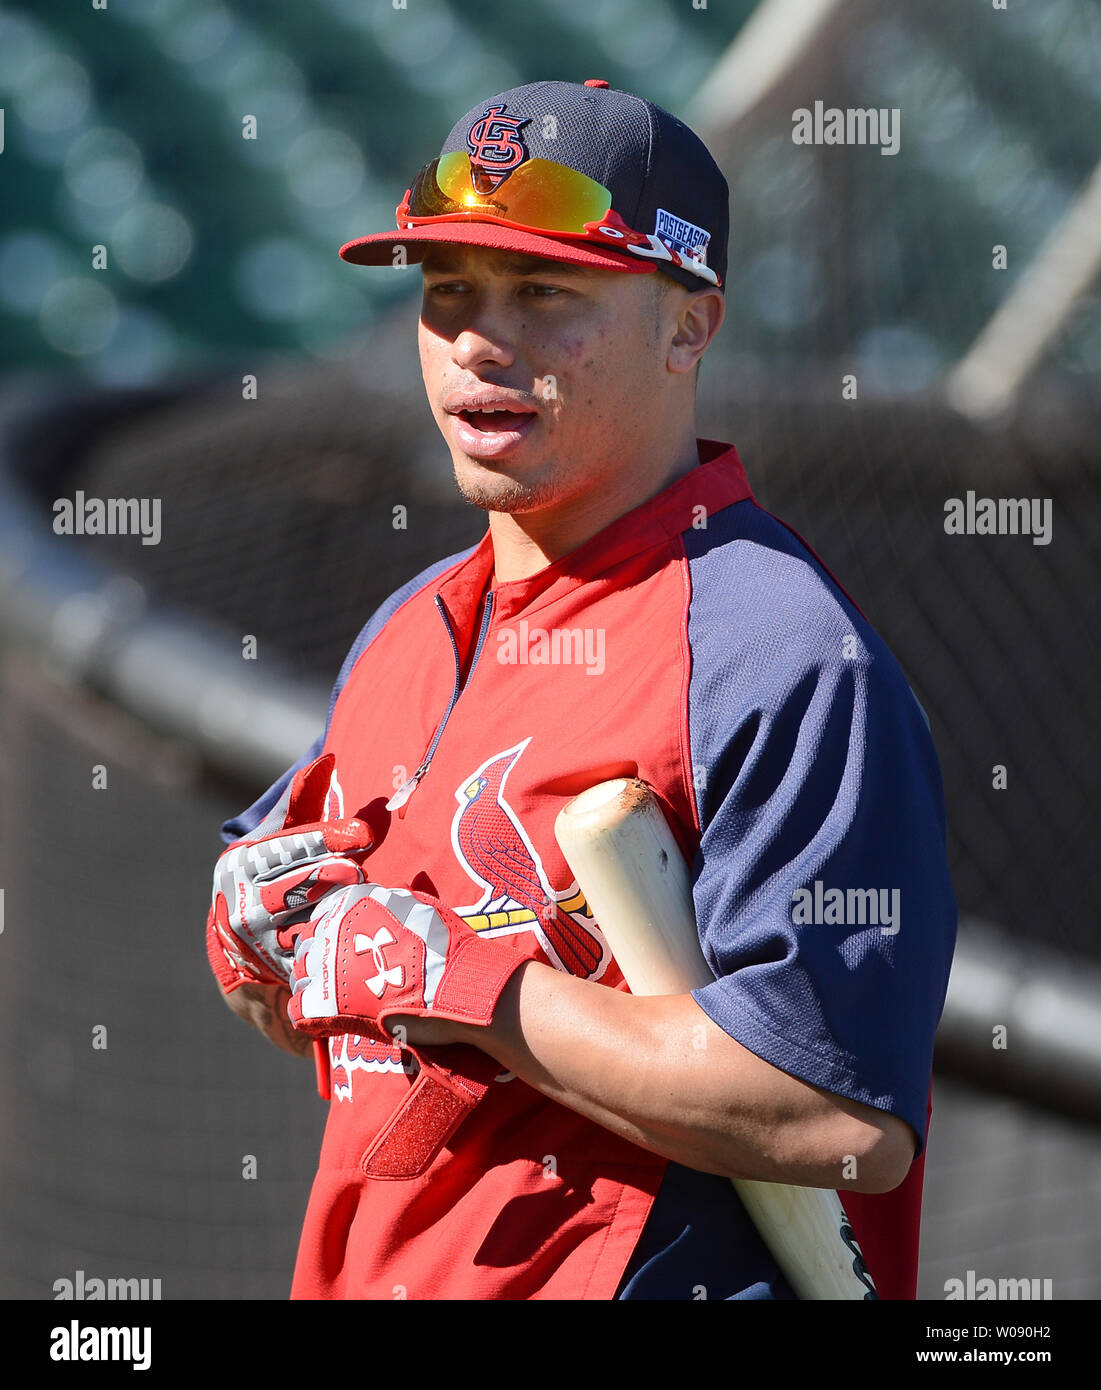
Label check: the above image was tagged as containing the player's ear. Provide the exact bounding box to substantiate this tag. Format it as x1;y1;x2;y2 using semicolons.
669;288;723;379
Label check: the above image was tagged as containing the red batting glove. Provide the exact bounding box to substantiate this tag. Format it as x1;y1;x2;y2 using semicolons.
207;753;378;995
286;882;531;1178
286;882;527;1041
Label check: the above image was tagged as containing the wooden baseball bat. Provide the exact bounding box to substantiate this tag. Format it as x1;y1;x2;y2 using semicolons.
554;777;877;1300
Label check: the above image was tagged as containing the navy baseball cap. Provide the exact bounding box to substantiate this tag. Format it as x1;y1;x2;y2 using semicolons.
340;79;728;292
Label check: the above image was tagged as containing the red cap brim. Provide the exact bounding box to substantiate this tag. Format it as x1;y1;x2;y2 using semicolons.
338;220;657;275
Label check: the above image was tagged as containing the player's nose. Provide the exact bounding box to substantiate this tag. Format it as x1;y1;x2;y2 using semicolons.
447;321;518;374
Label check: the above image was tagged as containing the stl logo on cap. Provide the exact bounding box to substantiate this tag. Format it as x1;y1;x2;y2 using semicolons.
466;103;531;193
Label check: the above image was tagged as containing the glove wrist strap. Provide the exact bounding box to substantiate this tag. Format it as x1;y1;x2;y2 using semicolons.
426;933;529;1026
359;1045;503;1179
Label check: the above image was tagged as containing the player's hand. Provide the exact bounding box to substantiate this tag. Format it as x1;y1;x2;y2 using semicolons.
287;882;532;1178
207;753;378;995
286;882;528;1044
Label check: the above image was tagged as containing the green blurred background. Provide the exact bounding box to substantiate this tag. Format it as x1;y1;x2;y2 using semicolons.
1;0;1096;386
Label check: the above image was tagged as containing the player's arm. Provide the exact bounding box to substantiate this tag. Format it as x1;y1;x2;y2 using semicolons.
394;966;915;1194
284;883;914;1194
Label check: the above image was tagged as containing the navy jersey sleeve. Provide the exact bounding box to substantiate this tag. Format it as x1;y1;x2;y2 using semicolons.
683;504;956;1155
220;548;477;844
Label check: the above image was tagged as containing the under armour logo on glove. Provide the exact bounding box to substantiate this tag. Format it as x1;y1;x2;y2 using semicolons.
288;882;530;1042
353;927;405;997
206;753;378;994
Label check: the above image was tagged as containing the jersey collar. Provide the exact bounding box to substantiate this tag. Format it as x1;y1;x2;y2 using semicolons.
437;439;754;628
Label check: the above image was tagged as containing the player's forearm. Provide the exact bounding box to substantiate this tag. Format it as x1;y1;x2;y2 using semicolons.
449;960;910;1193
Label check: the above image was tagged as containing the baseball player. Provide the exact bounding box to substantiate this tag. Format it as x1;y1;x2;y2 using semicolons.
207;79;956;1300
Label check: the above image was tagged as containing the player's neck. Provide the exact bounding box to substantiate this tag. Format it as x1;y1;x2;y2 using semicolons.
489;433;702;585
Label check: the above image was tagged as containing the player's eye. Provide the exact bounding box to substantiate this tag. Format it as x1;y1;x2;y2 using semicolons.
422;279;570;301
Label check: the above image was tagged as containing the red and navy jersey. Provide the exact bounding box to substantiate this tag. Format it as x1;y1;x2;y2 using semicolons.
222;439;956;1300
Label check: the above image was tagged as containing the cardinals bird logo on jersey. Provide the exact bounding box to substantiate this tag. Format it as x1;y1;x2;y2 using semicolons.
328;738;610;1101
450;738;608;980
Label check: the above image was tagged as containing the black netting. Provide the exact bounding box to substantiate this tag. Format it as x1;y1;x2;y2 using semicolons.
72;362;486;683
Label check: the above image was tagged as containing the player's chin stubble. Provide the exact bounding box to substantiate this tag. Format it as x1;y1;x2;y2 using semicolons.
449;447;577;515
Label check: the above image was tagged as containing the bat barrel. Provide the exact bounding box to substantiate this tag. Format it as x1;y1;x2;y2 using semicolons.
555;778;710;995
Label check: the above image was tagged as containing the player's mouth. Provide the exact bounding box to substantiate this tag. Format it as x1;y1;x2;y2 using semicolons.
444;394;539;459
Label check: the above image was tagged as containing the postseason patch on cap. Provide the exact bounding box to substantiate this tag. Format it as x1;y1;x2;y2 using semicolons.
653;208;711;265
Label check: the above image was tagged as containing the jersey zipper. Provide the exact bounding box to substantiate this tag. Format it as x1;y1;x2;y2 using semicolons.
385;589;495;812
